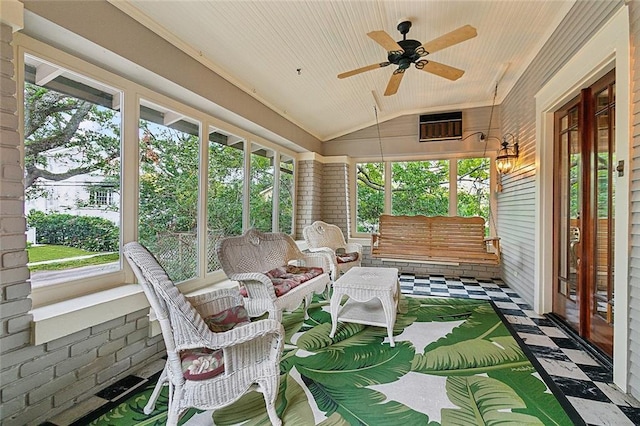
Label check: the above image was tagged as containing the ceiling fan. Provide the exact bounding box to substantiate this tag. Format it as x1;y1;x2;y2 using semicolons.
338;21;477;96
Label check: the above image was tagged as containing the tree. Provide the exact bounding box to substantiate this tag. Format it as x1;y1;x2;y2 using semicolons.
24;83;120;198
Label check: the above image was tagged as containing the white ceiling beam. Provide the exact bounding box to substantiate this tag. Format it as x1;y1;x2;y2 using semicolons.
35;63;63;86
163;111;183;126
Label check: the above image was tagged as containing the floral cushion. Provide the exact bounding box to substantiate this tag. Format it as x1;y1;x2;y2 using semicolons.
180;348;224;381
239;264;324;297
203;305;250;332
180;306;250;380
336;251;359;264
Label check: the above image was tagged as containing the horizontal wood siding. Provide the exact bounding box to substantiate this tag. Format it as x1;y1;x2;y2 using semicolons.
498;1;623;306
629;0;640;401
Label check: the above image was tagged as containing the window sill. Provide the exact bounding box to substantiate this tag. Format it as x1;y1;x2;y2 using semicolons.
30;279;237;345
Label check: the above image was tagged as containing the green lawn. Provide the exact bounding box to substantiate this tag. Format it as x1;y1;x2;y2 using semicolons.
27;245;119;272
28;253;119;272
27;244;97;262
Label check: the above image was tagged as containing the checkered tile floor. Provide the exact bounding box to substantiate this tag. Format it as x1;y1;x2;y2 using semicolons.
400;273;640;426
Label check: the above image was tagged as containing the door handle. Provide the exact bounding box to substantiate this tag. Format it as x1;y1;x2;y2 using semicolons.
570;226;580;267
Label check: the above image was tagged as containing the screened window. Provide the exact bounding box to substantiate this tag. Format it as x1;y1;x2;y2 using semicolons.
457;157;490;224
391;160;449;216
24;55;122;290
356;162;384;233
138;101;200;283
207;127;245;272
249;143;275;232
22;46;301;307
278;155;295;234
355;157;493;236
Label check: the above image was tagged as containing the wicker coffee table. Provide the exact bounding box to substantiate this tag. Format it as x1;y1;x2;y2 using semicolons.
329;266;399;346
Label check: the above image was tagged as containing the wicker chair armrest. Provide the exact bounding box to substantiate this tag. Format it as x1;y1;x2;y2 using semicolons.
294;252;332;274
174;318;283;352
344;242;363;254
228;272;277;300
186;287;245;316
229;272;273;285
307;247;335;255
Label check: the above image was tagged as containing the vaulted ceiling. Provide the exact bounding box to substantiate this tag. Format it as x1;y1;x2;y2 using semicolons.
111;1;575;142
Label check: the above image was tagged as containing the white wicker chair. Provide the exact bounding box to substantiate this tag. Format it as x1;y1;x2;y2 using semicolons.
123;242;284;426
303;220;363;279
216;228;332;321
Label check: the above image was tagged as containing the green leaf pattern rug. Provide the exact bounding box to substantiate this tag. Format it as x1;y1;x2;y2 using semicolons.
90;296;575;425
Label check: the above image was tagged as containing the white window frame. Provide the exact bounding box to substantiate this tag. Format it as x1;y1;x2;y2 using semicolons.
17;35;298;310
351;153;498;240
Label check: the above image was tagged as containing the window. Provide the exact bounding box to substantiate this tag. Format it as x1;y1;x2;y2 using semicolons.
391;160;449;216
356;162;384;233
138;101;200;283
88;186;116;207
249;143;275;231
207;127;245;272
457;157;490;224
278;155;295;234
355;157;493;236
24;55;122;291
21;42;300;307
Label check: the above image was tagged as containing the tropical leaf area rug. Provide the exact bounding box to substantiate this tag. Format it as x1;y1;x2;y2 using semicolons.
89;296;582;425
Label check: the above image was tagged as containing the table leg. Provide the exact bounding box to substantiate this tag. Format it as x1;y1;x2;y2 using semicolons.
379;293;396;347
329;290;343;339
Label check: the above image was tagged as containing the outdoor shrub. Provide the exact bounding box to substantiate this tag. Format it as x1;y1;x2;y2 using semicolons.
27;210;118;252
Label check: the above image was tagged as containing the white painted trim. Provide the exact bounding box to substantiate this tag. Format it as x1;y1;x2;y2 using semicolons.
0;0;24;32
298;152;350;164
17;33;303;307
534;6;630;391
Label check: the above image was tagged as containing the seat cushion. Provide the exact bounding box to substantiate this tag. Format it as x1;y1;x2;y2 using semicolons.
239;264;324;297
336;251;359;264
265;265;324;296
203;305;250;332
180;348;224;381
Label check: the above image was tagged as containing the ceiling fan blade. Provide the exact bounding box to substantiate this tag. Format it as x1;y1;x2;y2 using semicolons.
338;62;390;79
367;30;404;52
420;25;477;55
384;70;405;96
417;60;465;81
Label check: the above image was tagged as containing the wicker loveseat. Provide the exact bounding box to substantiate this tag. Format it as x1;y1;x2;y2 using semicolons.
216;228;332;321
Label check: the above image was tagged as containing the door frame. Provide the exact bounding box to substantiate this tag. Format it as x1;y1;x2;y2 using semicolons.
534;7;629;391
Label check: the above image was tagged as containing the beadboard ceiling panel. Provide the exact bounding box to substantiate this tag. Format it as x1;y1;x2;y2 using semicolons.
112;0;575;142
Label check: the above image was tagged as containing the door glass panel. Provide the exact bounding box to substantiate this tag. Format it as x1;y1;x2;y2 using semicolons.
594;86;615;325
558;132;569;292
568;126;580;302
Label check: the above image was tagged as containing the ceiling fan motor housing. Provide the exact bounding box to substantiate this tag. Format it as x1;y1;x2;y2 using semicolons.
388;39;422;66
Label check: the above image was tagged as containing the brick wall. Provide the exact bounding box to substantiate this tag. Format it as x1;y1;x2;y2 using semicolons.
321;163;350;236
0;21;165;426
295;159;323;238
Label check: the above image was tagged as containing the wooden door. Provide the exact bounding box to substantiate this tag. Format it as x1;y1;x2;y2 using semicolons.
552;70;614;357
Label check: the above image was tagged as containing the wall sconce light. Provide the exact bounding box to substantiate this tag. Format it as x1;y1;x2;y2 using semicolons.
495;133;519;174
